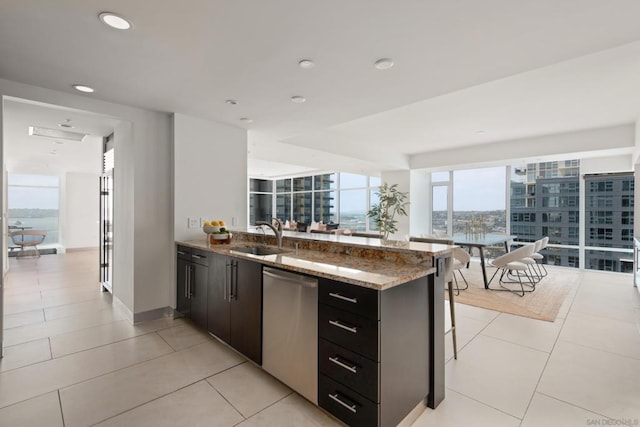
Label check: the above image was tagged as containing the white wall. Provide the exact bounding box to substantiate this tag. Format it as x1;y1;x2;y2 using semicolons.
63;172;100;249
380;170;411;239
410;169;431;237
173;113;247;242
0;78;173;321
581;155;633;175
411;124;635;170
636;122;640;238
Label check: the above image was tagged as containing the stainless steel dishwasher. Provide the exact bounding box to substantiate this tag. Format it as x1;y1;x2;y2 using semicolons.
262;267;318;404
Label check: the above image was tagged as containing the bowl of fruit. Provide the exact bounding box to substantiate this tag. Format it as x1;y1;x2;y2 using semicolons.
204;220;231;244
203;220;223;234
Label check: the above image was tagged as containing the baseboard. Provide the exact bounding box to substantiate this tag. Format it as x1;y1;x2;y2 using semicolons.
8;248;57;258
397;399;428;427
65;247;99;253
133;306;173;324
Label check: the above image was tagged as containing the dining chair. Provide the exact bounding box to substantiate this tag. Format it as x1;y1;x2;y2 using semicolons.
486;243;536;296
531;236;549;277
451;247;471;295
516;239;545;284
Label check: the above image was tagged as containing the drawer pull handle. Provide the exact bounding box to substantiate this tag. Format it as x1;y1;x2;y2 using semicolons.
177;251;186;255
328;393;357;413
191;254;204;259
329;320;358;334
329;356;358;373
328;292;358;304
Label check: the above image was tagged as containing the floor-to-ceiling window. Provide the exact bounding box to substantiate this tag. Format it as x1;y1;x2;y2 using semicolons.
584;172;634;273
255;172;379;232
313;173;336;224
249;178;273;224
510;160;581;268
7;174;60;245
431;172;450;236
452;167;506;235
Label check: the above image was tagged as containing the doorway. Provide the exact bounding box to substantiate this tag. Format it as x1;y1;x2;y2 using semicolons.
1;97;120;356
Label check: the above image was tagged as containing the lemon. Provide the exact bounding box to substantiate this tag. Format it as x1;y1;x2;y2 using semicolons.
203;221;211;227
219;220;226;226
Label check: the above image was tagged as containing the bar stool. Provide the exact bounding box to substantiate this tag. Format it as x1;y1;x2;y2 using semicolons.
410;236;459;359
447;280;458;359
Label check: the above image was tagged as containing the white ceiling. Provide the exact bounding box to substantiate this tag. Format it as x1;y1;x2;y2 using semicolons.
2;1;640;176
4;99;118;175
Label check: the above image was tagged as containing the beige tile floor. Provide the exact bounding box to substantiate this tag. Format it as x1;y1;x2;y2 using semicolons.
1;251;639;426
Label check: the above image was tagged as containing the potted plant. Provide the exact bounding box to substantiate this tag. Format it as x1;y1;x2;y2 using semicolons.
367;182;409;242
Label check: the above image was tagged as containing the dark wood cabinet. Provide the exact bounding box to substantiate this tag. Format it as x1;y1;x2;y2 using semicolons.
318;271;442;427
229;258;262;364
176;245;208;329
207;254;230;342
207;253;263;365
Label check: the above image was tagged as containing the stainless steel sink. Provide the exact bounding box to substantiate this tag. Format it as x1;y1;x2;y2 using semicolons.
230;246;290;256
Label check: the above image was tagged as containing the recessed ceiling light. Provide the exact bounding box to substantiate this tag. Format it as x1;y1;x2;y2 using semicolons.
58;123;74;129
240;118;253;123
374;58;394;70
49;150;57;155
476;130;485;135
290;96;306;103
54;141;65;145
73;84;94;93
298;59;315;69
99;12;131;30
226;99;238;105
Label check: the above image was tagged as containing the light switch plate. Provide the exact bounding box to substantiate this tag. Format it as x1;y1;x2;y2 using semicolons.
188;218;199;229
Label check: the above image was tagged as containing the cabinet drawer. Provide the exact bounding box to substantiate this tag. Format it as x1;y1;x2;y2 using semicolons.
319;278;379;320
176;245;192;261
319;374;378;427
319;303;379;361
319;338;379;403
190;249;210;266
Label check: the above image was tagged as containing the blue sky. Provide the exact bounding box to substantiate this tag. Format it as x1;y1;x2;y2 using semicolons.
434;166;506;211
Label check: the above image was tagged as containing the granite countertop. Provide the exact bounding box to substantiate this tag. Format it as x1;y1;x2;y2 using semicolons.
177;239;441;290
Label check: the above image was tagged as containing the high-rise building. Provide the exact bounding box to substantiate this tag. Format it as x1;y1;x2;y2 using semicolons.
510;161;634;271
584;173;634;272
510;161;581;267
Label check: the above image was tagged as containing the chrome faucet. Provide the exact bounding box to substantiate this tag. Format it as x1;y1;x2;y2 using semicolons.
255;218;283;248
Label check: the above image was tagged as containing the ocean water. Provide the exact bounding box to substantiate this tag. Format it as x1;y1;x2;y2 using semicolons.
8;217;59;245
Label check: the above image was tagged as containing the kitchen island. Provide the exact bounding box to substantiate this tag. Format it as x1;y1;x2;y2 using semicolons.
176;230;453;427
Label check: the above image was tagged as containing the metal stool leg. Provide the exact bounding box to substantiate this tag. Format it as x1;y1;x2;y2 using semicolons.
448;281;458;359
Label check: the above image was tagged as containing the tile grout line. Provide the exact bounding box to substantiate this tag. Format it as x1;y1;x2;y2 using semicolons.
57;389;66;427
204;376;249;420
84;360;249;425
450;308;502;357
154;330;178;352
517;270;582;426
53;341;247;397
231;390;295;427
92;379;222;425
555;337;640;361
0;335;188;410
476;332;554;355
441;387;524;422
535;390;614;421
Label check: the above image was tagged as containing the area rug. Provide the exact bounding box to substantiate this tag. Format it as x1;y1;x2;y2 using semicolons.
446;262;580;322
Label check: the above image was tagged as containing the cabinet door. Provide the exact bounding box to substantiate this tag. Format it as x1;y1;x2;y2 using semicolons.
207;254;230;343
230;259;262;365
176;258;190;317
191;262;208;329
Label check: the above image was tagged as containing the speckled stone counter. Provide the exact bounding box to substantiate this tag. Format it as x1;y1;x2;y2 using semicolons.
177;229;454;290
